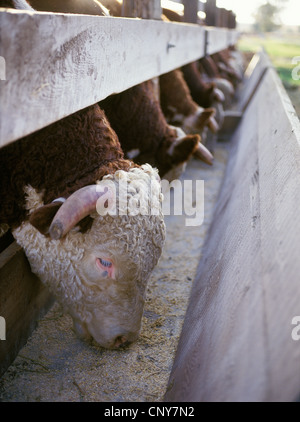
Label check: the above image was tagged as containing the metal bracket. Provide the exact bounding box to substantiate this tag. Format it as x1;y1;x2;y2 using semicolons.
204;29;209;57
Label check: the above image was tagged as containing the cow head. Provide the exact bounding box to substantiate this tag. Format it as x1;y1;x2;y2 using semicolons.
181;107;219;137
12;165;165;349
157;126;213;181
154;127;198;181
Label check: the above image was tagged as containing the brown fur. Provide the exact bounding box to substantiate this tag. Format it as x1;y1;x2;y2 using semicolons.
162;7;183;22
99;80;199;178
0;0;15;6
159;69;217;140
0;104;134;229
211;51;242;86
181;62;217;108
199;56;220;79
159;69;199;119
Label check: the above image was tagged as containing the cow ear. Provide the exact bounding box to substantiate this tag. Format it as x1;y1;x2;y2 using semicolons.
207;83;216;99
170;134;199;165
195;108;216;130
29;201;94;236
29;202;63;236
77;215;94;234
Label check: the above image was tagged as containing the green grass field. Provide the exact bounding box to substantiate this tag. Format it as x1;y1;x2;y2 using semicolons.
238;34;300;87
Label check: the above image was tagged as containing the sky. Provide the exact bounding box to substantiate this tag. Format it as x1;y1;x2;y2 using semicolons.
216;0;300;25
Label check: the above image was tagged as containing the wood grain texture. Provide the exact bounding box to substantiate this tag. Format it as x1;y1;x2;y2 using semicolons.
206;26;238;55
205;0;217;26
237;51;271;112
123;0;161;19
164;62;300;402
183;0;198;24
0;242;54;378
0;9;237;147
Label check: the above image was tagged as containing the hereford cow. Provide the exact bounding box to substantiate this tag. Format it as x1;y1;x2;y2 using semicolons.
159;69;219;140
0;104;166;349
198;56;236;109
100;80;213;181
211;50;243;87
99;2;214;170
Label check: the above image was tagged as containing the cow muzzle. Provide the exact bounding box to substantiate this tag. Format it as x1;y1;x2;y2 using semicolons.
73;319;139;349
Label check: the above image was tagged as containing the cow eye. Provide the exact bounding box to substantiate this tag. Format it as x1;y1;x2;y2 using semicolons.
95;257;114;279
99;258;112;268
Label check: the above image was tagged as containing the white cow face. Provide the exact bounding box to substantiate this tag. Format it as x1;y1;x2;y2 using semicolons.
13;167;165;349
71;213;165;349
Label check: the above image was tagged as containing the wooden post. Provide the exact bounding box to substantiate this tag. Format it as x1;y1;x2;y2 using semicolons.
122;0;161;19
205;0;217;26
228;11;237;29
0;242;54;377
215;7;220;27
216;7;227;27
183;0;198;24
221;8;229;28
122;0;162;99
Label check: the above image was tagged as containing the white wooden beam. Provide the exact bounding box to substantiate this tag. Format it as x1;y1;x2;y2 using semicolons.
205;26;235;55
0;9;237;148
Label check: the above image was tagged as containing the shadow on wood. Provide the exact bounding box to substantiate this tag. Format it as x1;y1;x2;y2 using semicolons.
0;242;54;378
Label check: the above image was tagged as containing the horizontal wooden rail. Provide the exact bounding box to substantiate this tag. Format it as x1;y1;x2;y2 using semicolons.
0;9;238;148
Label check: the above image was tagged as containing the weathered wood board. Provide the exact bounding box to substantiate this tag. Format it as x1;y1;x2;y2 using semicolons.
164;64;300;402
219;51;271;139
206;26;238;56
0;242;54;378
237;50;272;112
0;9;238;147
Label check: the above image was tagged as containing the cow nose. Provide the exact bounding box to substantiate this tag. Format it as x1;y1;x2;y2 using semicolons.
112;335;131;349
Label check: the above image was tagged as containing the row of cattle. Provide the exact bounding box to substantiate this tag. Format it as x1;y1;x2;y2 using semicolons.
0;0;244;349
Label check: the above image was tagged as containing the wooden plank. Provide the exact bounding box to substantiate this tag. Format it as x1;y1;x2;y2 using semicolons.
198;1;206;13
206;27;234;55
205;0;217;26
183;0;198;24
215;7;227;27
227;29;239;46
0;242;54;378
219;51;271;139
237;50;272;112
0;10;202;147
0;10;238;148
228;11;236;29
218;110;242;140
0;230;14;254
164;64;300;402
122;0;162;19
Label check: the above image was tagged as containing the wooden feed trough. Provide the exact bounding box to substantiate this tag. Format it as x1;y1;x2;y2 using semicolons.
165;52;300;402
